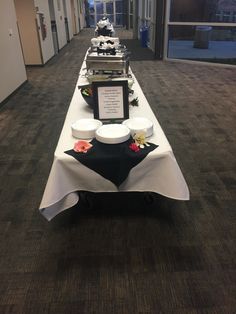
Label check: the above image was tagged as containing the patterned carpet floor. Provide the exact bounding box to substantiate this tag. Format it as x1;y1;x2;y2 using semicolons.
0;28;235;313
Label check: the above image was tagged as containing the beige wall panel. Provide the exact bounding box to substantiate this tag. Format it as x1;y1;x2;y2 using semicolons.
0;0;27;102
34;0;55;63
14;0;42;65
53;0;67;49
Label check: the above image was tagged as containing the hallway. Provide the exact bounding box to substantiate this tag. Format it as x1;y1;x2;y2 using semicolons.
0;28;236;313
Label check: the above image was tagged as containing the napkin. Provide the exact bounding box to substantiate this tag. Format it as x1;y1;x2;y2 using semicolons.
65;138;158;186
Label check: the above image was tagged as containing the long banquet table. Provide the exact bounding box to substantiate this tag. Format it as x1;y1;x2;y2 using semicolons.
39;57;190;221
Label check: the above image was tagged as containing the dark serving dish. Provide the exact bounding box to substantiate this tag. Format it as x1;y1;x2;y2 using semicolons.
80;87;94;108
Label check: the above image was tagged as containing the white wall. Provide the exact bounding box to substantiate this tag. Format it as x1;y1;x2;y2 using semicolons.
137;0;143;38
53;0;67;49
48;0;55;20
14;0;42;65
78;0;85;29
63;0;73;40
73;0;80;33
149;0;156;51
34;0;55;63
76;0;84;30
70;0;79;35
0;0;27;103
137;0;156;50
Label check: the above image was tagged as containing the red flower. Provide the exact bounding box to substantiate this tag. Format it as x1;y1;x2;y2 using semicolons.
129;142;140;152
74;140;93;153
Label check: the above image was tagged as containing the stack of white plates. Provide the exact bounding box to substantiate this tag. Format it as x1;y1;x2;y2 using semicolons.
95;124;130;144
122;117;153;137
71;119;102;139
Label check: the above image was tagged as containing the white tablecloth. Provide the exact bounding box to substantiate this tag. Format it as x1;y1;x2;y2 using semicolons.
39;60;189;221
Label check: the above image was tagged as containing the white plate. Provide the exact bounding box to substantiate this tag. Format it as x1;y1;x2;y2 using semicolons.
71;119;102;139
122;117;153;137
95;124;130;144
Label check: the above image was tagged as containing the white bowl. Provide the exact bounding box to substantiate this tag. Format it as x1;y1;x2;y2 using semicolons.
122;117;153;137
71;119;102;139
95;124;130;144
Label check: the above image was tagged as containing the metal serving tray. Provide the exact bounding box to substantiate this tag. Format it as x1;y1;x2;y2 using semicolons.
85;49;130;74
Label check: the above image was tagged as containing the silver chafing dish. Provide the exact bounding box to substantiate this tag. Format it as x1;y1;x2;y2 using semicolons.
85;47;130;75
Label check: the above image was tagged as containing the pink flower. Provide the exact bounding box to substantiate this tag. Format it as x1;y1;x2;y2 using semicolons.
73;140;93;153
129;142;140;152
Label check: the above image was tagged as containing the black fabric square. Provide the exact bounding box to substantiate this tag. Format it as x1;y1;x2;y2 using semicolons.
65;138;158;186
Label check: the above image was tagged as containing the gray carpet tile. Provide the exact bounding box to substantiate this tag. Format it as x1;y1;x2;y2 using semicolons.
0;28;236;313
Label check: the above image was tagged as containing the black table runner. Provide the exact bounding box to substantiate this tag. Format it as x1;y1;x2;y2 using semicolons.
65;138;158;186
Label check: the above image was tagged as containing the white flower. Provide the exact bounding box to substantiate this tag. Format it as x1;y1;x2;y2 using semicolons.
133;131;148;148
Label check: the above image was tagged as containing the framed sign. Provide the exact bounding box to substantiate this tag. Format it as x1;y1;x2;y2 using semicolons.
92;80;129;123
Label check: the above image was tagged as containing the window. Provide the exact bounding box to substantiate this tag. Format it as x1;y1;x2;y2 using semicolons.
170;0;236;23
89;0;124;26
166;0;236;65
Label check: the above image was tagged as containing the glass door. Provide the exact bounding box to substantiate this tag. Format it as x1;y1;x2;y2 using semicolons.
88;0;95;27
115;0;123;26
89;0;124;26
95;0;104;23
165;0;236;65
105;1;114;23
